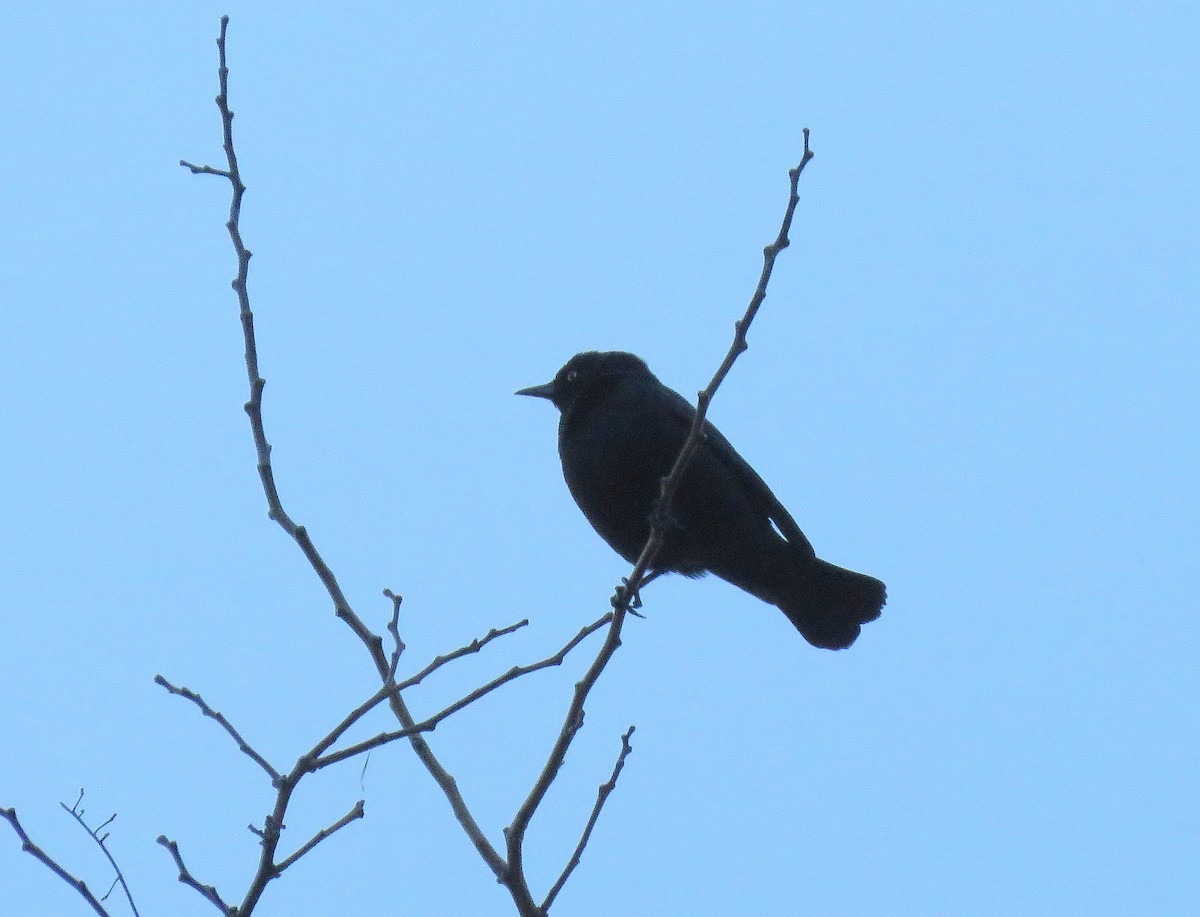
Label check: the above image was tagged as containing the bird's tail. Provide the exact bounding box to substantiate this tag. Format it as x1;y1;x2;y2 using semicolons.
776;558;886;650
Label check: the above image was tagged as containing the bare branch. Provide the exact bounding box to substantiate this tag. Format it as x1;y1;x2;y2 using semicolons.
181;15;387;661
154;675;282;782
183;14;511;891
398;618;531;693
60;791;142;917
217;528;533;913
156;834;234;914
391;708;510;881
542;726;635;912
275;800;365;875
179;160;230;178
303;616;532;767
383;589;405;680
2;806;115;917
238;801;287;912
503;608;627;911
316;613;610;770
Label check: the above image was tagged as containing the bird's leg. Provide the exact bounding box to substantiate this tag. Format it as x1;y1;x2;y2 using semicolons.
635;568;666;592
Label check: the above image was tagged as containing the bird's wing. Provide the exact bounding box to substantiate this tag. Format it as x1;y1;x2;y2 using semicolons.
661;388;816;559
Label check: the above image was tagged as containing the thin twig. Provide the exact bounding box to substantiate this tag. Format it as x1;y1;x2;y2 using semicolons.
286;616;531;772
156;835;234;914
383;589;405;680
275;800;365;874
542;726;635;912
397;618;531;693
316;613;610;770
154;675;282;782
60;791;142;917
180;162;231;178
622;131;814;611
2;807;115;917
155;669;366;912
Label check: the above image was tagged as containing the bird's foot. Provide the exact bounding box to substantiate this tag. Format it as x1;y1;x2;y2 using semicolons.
612;579;647;617
616;572;667;618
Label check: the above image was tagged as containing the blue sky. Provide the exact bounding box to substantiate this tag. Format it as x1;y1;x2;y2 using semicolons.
2;4;1196;915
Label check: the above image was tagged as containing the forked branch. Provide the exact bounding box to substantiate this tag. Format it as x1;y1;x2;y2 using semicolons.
176;16;814;917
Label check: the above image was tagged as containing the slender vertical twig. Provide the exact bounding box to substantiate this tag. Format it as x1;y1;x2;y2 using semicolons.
180;16;511;888
622;131;815;610
541;726;636;912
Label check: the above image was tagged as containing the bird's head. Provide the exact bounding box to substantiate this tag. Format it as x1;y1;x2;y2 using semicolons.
516;351;650;413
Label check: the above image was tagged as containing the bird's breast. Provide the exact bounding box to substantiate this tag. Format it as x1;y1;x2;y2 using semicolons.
557;398;678;563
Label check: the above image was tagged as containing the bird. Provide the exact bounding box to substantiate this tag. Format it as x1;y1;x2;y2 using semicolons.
517;350;885;650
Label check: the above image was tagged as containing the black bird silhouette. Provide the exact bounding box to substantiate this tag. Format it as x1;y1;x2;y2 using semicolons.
518;351;885;650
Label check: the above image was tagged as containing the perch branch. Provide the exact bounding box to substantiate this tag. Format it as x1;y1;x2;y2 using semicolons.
503;136;814;913
622;130;814;610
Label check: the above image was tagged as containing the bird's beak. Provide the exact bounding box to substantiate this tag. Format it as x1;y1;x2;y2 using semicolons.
515;381;557;400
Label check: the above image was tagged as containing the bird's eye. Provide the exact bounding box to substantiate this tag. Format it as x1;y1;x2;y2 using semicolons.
566;370;578;383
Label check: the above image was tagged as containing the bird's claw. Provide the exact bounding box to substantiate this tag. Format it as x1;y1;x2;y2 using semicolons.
616;578;647;618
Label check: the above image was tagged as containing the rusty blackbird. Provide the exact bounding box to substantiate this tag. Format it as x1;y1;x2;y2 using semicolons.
518;350;885;650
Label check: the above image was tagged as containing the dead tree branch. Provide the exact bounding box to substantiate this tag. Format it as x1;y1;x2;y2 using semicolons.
622;130;814;613
180;25;504;877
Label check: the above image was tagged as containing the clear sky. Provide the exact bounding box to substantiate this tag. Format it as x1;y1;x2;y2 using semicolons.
2;4;1196;916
